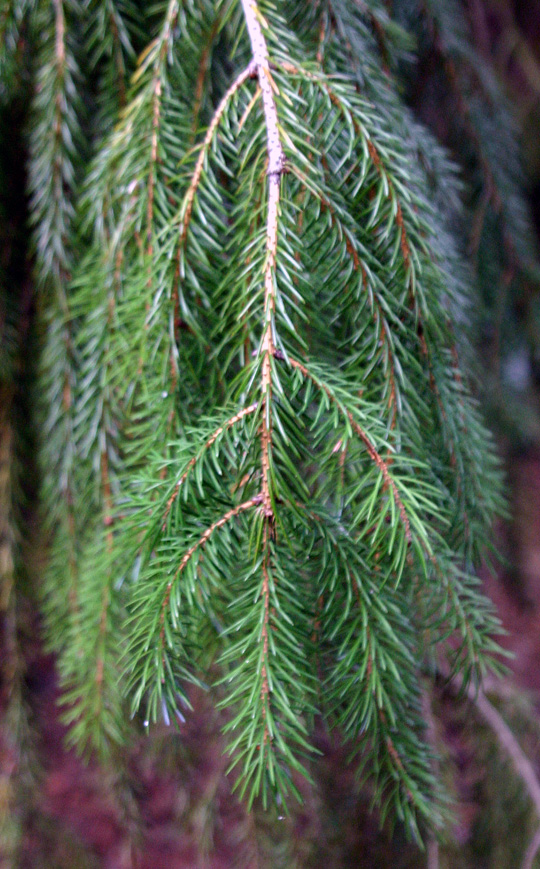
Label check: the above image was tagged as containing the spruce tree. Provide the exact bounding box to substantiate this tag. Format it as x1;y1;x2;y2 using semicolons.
2;0;538;855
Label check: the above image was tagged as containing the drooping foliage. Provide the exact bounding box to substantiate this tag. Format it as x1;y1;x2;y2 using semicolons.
2;0;532;844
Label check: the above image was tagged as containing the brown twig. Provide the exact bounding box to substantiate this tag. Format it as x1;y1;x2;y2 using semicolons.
160;403;258;531
172;63;257;322
285;355;411;541
177;64;257;254
191;15;222;138
159;495;262;646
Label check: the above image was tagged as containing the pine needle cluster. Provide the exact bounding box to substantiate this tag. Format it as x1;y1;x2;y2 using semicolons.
2;0;531;842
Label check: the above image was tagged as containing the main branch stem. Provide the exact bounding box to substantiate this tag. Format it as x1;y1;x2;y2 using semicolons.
240;0;286;742
240;0;285;520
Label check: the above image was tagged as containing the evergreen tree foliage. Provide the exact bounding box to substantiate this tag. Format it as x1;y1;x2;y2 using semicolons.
4;0;537;849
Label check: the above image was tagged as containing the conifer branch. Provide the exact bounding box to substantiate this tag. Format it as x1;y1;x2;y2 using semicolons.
277;60;421;292
159;495;263;646
29;0;85;650
285;355;411;541
13;0;514;831
178;62;258;251
160;402;258;530
290;162;399;425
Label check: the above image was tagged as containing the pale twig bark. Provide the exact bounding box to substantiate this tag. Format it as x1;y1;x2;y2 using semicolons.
446;669;540;868
240;0;285;521
469;688;540;818
240;0;286;744
523;826;540;869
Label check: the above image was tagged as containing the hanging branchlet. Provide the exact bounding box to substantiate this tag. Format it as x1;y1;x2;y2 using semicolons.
117;0;504;821
13;0;519;841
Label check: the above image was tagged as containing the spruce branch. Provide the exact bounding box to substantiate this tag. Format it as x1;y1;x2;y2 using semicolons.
30;0;86;662
177;62;258;254
159;494;263;648
160;402;258;531
10;0;517;839
285;354;411;540
274;56;454;437
289;161;399;424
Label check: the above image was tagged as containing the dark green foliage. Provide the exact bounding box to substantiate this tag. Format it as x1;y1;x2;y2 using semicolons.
3;0;534;846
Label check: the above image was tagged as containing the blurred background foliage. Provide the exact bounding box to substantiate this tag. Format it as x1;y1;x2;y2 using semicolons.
3;0;540;866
